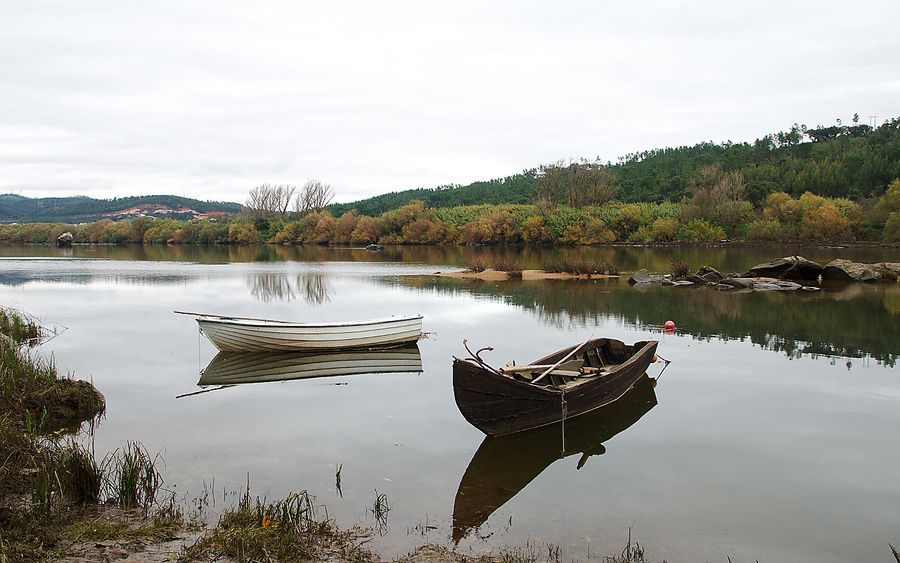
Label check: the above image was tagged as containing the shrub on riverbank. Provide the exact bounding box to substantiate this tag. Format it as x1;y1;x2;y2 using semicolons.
2;179;900;247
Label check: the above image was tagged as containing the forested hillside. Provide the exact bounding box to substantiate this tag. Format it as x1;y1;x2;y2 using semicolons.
329;172;537;216
330;117;900;214
0;194;241;223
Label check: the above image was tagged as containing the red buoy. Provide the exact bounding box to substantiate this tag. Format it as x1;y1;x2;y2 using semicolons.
664;320;675;330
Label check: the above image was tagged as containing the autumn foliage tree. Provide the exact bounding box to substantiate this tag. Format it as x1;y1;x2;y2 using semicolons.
537;160;618;207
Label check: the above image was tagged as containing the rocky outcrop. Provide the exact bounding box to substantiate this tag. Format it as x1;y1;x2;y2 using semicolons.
696;266;724;283
745;256;823;280
821;259;880;282
631;255;897;294
718;277;804;291
627;269;664;285
56;232;74;247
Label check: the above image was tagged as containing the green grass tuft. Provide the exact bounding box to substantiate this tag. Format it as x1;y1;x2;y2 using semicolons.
542;257;619;275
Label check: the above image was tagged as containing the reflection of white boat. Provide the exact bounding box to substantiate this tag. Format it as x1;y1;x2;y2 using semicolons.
198;346;424;386
191;313;423;352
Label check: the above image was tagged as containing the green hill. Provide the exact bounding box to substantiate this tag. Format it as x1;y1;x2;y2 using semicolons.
329;171;538;216
0;194;242;224
329;118;900;215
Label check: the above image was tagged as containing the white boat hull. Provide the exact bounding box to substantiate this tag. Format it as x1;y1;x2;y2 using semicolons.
196;314;423;352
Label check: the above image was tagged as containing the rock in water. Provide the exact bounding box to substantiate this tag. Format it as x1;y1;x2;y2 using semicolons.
821;259;880;282
719;277;801;291
719;277;755;289
628;269;657;285
56;232;74;247
696;266;724;283
746;256;823;280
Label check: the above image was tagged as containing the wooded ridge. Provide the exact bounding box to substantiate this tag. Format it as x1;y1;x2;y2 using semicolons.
0;194;241;224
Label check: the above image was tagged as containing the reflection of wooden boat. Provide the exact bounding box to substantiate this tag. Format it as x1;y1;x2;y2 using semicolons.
191;313;423;352
198;345;423;386
453;338;658;436
453;374;657;542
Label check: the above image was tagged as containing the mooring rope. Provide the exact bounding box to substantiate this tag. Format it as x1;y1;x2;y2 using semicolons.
560;390;568;454
655;353;672;380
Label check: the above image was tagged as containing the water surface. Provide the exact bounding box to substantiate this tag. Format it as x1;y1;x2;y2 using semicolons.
1;244;898;561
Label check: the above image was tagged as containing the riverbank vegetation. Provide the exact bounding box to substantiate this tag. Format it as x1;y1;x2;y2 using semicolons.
2;183;898;247
2;117;899;247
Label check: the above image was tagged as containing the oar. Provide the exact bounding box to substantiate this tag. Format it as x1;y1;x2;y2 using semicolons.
531;335;594;384
174;310;293;324
175;385;234;399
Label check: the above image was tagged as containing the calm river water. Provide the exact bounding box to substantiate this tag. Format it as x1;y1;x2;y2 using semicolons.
1;244;899;562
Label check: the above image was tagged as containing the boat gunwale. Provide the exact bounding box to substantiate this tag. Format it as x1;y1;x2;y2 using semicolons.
452;338;657;395
195;314;423;329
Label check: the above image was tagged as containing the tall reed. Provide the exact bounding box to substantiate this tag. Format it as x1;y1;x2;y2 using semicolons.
60;442;103;505
106;441;163;511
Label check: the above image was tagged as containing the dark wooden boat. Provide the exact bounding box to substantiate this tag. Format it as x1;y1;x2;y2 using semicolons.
453;337;658;436
452;373;658;542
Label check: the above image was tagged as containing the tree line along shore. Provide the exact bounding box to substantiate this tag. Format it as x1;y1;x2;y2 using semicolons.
2;116;899;247
1;181;898;248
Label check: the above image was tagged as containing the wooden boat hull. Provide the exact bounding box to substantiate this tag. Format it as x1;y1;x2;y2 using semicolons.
198;345;423;386
452;373;658;542
197;314;423;352
453;338;658;436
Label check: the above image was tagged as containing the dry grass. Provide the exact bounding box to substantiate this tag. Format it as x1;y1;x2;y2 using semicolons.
183;486;377;562
464;258;492;273
464;258;524;277
493;259;524;277
670;259;691;279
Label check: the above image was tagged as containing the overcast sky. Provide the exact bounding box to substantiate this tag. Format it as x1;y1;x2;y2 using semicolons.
1;1;898;204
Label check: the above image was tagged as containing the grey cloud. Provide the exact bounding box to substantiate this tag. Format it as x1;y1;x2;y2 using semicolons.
1;0;898;203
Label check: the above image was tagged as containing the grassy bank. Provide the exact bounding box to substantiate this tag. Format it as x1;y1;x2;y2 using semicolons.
0;308;185;560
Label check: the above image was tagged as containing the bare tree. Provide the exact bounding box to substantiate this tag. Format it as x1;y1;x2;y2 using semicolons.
244;184;297;220
294;179;335;216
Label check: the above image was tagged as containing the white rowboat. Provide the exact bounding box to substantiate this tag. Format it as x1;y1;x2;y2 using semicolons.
191;313;423;352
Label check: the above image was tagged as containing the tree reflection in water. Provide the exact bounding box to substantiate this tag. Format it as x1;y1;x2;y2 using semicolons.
247;273;332;305
391;276;899;366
